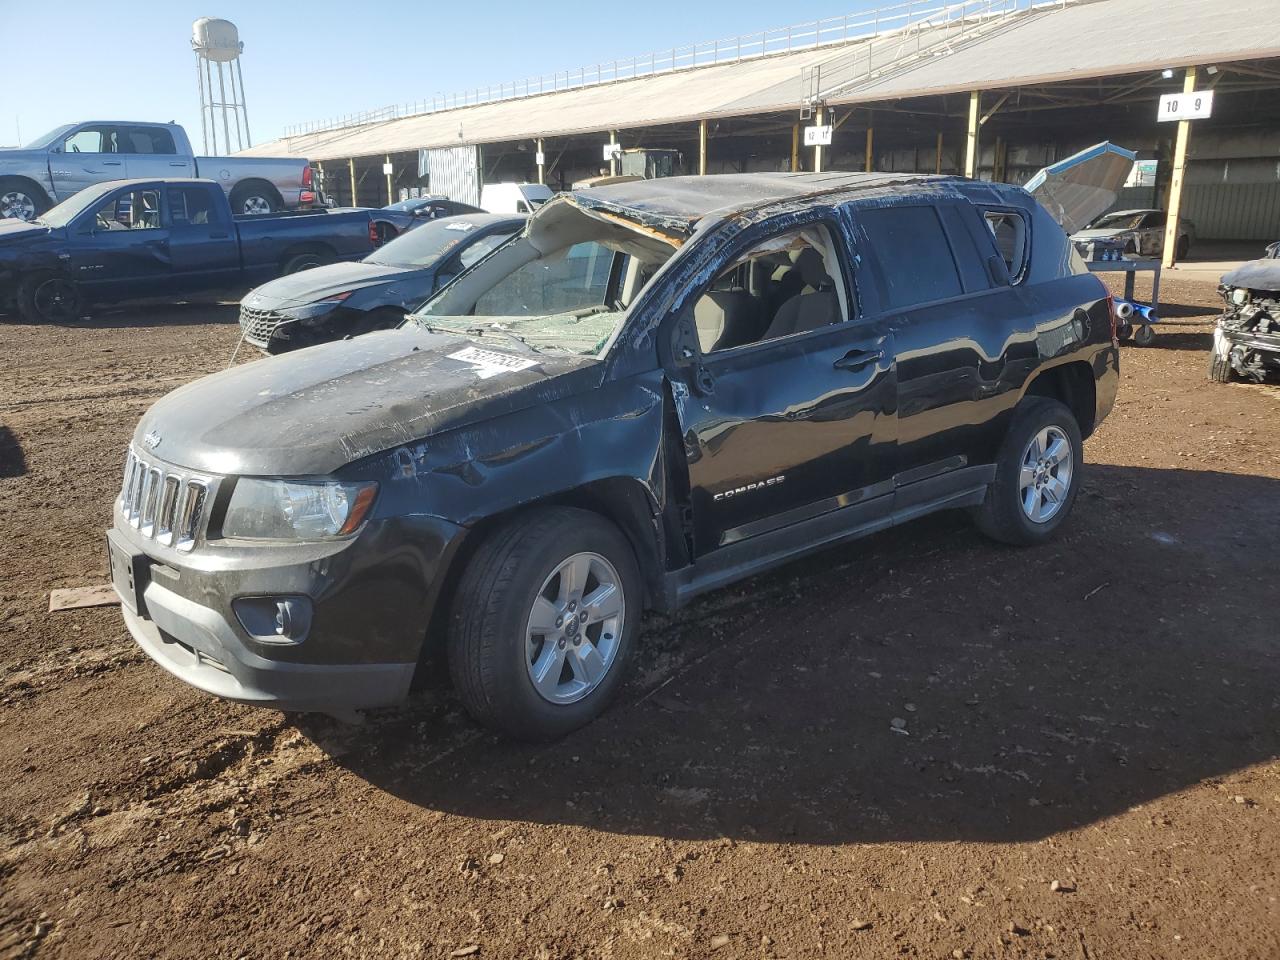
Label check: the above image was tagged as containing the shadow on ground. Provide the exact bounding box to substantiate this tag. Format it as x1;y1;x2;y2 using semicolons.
0;427;26;478
0;300;241;328
309;465;1280;846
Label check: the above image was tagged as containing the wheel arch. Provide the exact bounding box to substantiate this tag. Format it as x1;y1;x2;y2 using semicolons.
0;175;53;211
231;177;283;208
1020;359;1098;439
277;242;337;272
413;476;665;681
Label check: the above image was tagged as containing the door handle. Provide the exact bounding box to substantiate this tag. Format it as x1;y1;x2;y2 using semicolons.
102;160;123;166
833;348;884;371
209;231;230;239
169;161;189;167
144;238;169;249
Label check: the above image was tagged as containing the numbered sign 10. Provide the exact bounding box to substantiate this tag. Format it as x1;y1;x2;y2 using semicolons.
1158;90;1214;122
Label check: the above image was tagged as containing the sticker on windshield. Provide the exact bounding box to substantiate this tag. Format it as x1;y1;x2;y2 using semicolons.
445;222;475;231
448;346;538;379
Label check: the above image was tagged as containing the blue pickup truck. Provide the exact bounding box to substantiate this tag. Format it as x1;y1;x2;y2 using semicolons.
0;178;392;322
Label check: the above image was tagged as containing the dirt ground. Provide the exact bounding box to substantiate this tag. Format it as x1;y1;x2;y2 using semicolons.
1;278;1278;960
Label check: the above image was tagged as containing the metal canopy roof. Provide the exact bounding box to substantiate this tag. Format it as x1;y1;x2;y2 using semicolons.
241;0;1280;162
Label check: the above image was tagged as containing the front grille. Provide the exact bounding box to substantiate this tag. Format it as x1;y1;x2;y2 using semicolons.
120;449;211;551
238;304;287;347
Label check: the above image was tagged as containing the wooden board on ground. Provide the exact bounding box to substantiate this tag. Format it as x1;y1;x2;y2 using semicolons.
49;584;120;613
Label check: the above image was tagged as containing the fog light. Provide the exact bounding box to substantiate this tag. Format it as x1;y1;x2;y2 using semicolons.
234;595;313;644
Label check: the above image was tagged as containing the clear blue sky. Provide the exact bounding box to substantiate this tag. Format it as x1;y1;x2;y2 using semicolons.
2;0;880;150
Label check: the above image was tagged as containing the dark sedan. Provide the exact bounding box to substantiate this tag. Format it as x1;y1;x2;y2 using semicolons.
237;213;523;353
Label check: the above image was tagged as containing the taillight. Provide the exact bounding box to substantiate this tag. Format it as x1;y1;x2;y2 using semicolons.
369;220;379;246
1106;294;1119;346
302;165;314;189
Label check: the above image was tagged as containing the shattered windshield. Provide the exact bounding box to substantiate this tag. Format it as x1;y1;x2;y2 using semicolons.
1090;212;1146;231
410;202;676;356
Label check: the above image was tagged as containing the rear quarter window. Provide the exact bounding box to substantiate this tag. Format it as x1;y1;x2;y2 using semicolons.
980;209;1030;283
858;205;964;309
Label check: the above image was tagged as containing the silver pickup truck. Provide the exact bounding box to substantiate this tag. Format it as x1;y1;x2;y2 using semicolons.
0;121;315;221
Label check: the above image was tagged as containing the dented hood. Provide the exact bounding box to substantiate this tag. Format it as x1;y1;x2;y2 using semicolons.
134;328;601;476
1025;142;1137;235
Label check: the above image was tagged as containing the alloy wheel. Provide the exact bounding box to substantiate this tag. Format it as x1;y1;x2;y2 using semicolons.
525;551;625;705
242;196;272;215
1;190;36;221
32;278;79;322
1019;426;1073;523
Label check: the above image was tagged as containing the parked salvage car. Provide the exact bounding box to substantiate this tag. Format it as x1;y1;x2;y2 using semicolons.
108;172;1118;740
1210;257;1280;382
238;213;524;353
0;179;387;322
0;120;316;221
1071;208;1193;259
383;195;484;223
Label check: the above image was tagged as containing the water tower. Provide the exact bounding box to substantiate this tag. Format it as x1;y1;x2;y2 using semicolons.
192;18;251;155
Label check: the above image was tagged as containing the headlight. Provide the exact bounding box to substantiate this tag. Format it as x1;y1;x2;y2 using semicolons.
1231;288;1249;306
221;479;378;540
284;291;353;321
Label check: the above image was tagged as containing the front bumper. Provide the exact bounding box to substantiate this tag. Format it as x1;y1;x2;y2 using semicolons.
110;507;467;713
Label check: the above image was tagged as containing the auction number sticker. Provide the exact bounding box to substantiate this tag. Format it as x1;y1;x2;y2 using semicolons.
448;346;538;379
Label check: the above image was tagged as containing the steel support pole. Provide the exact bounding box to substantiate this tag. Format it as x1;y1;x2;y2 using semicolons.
349;158;357;207
204;57;217;154
791;122;801;172
216;61;233;157
385;154;393;204
196;56;209;155
537;138;545;185
1162;67;1198;269
610;130;620;176
698;120;708;175
965;91;980;179
227;62;245;152
236;58;252;146
865;123;874;172
813;105;825;173
936;131;943;174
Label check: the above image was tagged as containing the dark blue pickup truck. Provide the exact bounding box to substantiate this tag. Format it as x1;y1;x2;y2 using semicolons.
0;178;389;322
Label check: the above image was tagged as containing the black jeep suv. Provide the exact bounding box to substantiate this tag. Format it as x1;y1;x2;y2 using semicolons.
109;173;1118;740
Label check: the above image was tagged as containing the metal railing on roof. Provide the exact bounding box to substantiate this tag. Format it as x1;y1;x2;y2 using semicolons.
282;0;1061;139
802;0;1062;109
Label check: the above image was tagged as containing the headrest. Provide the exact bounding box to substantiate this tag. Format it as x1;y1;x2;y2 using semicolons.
794;247;829;288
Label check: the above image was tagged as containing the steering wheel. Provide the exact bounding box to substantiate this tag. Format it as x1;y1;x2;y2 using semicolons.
71;145;81;153
96;212;113;230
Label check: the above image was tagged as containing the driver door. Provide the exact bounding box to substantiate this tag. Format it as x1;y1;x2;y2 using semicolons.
69;185;174;302
669;214;897;556
49;125;126;200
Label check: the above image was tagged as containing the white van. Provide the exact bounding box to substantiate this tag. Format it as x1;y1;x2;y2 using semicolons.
480;182;553;215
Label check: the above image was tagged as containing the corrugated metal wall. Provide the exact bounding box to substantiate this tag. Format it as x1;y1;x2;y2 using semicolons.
424;146;482;207
1181;163;1280;240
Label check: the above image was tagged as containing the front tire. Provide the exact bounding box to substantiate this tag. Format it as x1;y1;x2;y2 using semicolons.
0;179;50;222
448;507;641;741
17;272;82;323
1209;328;1237;382
974;398;1082;546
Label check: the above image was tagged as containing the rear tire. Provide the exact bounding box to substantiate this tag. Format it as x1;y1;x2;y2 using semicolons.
974;398;1082;547
17;272;81;323
447;507;641;741
230;181;280;216
280;251;331;275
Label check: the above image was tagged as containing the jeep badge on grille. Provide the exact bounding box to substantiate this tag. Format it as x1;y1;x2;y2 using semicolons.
143;430;162;451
